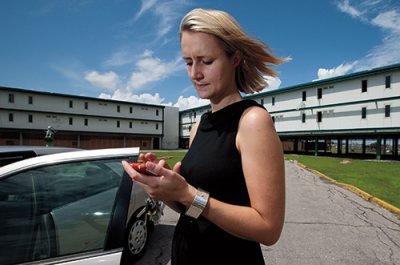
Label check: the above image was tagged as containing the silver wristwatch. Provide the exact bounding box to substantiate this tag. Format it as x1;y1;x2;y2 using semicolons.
185;188;209;219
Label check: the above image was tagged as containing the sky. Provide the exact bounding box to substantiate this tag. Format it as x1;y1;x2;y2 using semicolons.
1;0;399;110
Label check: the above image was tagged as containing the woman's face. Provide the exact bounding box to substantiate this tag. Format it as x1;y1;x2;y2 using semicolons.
181;31;239;102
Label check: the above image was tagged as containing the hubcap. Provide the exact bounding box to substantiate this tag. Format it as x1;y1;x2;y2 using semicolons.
128;220;147;255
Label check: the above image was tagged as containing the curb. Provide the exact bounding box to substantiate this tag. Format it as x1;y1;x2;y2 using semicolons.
291;160;400;218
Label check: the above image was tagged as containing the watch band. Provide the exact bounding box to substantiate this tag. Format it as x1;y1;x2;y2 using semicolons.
185;188;209;219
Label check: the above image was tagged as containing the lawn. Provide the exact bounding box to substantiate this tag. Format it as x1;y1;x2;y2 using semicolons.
149;151;400;209
285;154;400;209
144;151;187;169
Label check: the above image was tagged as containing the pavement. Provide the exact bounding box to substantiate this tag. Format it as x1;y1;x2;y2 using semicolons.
137;160;400;265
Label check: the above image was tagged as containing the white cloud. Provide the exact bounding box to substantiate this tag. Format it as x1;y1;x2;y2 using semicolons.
133;0;189;39
260;76;282;91
337;0;363;18
174;95;210;110
316;62;357;80
372;10;400;32
104;49;135;67
134;0;158;20
84;71;120;91
317;1;400;80
127;50;184;91
98;89;166;105
86;49;185;107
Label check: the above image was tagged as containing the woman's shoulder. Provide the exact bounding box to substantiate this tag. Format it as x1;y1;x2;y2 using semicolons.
239;101;273;130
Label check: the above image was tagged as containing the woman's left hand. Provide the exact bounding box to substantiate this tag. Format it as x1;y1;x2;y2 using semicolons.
122;159;196;205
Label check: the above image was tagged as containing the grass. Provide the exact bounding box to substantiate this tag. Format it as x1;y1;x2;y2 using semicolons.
145;151;187;169
149;151;400;209
285;154;400;209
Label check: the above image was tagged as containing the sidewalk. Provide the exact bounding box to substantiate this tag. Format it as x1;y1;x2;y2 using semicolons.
263;161;400;264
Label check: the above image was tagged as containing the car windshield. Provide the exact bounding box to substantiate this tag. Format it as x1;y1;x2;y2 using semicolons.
0;157;129;264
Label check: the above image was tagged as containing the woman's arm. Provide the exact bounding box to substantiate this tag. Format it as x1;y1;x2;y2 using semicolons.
201;106;285;245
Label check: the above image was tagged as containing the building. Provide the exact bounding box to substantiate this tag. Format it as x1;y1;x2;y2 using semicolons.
0;87;179;150
2;63;399;159
179;63;400;160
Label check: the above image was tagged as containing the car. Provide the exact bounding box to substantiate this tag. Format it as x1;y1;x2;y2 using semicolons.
0;145;81;167
0;147;163;265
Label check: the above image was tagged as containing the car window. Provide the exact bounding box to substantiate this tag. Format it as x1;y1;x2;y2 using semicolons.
0;158;128;265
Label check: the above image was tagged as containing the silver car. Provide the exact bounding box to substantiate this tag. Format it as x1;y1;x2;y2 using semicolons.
0;147;163;265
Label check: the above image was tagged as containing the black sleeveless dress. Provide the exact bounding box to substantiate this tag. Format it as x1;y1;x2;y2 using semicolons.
172;100;266;265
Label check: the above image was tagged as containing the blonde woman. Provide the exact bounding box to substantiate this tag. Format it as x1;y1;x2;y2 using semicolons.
123;8;286;265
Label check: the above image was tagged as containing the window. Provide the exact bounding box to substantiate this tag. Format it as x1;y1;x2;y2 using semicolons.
0;158;124;264
385;76;391;88
84;102;88;110
156;109;159;116
28;96;33;104
361;107;367;119
302;91;307;101
28;114;33;123
84;118;88;126
271;116;275;123
272;97;275;106
301;113;306;123
156;124;159;130
69;117;73;125
261;99;264;105
385;105;391;117
117;121;120;128
9;113;14;122
361;80;367;92
317;111;322;123
8;94;14;103
69;100;73;108
117;105;120;112
317;88;322;99
130;107;133;114
129;121;132;128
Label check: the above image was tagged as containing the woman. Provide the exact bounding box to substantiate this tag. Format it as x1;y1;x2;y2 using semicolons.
123;8;286;265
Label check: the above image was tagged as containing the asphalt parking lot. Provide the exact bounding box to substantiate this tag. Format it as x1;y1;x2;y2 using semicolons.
137;160;400;265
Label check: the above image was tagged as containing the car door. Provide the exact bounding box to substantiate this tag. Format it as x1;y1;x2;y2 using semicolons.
0;148;139;265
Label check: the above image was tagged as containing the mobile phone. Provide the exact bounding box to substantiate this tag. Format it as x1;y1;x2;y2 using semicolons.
129;162;158;176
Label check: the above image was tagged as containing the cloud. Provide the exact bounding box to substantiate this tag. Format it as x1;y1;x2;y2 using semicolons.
85;71;120;91
174;95;210;110
98;89;168;105
316;62;357;80
127;49;184;91
133;0;190;39
372;10;400;32
316;0;400;80
261;76;282;91
104;48;136;67
91;49;186;107
337;0;363;18
134;0;158;20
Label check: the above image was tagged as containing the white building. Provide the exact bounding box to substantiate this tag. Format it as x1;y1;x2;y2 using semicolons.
0;87;179;149
1;63;399;158
179;63;400;159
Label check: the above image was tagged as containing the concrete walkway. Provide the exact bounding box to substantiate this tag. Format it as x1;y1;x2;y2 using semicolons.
264;160;400;264
137;160;400;265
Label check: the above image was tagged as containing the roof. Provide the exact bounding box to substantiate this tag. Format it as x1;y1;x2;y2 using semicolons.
180;62;400;113
0;86;165;109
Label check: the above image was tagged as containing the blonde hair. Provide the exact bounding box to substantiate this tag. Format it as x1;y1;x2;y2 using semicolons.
180;8;286;94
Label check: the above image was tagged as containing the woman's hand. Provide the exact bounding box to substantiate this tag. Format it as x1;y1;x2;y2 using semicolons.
138;152;171;169
122;157;196;206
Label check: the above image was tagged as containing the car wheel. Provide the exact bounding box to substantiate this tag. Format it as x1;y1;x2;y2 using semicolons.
125;211;149;261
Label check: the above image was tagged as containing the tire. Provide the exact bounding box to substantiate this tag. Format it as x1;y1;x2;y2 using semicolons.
124;212;149;261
